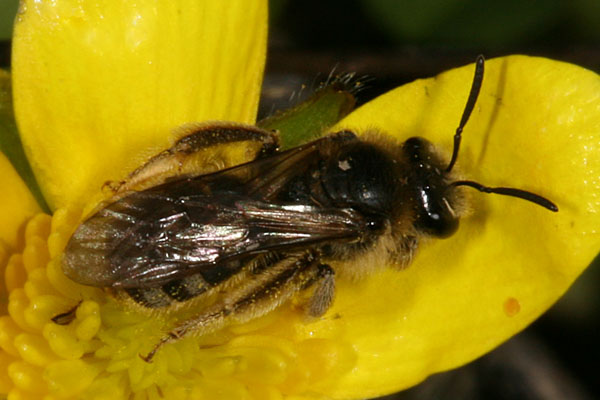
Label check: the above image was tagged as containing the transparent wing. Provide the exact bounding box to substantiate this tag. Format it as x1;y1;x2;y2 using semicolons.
63;136;365;289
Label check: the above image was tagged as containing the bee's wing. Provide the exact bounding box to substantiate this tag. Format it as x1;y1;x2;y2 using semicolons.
63;135;364;289
63;191;364;288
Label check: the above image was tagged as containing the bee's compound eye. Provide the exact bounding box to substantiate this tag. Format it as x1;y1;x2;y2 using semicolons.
413;181;460;238
403;136;459;238
415;203;459;238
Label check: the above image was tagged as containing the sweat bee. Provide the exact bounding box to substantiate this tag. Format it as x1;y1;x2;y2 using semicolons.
62;56;557;362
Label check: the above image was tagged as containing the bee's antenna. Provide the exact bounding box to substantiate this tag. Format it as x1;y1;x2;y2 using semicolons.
446;55;485;172
451;180;558;212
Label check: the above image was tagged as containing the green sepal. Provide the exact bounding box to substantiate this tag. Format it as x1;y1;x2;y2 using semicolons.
0;69;50;212
0;0;19;41
258;79;357;149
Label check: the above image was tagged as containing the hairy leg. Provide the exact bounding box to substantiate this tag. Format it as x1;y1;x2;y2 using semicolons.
105;122;278;198
140;251;335;362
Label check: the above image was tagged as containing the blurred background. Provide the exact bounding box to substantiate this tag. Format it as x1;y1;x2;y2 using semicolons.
261;0;600;117
1;0;599;399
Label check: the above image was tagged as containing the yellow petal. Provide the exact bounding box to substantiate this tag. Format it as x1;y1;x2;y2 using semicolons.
0;152;40;251
0;152;40;319
12;0;268;210
299;56;600;398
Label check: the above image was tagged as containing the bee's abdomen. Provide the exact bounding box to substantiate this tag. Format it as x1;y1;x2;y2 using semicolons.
125;273;209;308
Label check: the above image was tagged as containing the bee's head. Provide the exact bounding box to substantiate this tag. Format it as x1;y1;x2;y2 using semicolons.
403;136;460;238
403;55;558;238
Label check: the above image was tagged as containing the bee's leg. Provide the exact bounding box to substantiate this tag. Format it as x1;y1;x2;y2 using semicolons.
141;252;328;363
171;123;279;158
139;332;182;363
305;264;335;318
50;301;82;325
107;123;279;196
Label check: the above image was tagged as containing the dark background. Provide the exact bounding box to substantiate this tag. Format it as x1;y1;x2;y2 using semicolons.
1;1;599;399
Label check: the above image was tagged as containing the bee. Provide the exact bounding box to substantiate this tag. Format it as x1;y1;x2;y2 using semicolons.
62;56;557;362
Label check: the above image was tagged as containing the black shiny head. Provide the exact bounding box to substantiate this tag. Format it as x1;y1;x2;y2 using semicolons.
404;137;459;238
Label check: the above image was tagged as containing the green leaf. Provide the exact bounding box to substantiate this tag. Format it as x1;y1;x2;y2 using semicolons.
0;0;19;40
258;78;357;149
0;70;49;212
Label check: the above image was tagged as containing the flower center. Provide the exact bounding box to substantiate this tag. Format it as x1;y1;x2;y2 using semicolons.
0;210;354;398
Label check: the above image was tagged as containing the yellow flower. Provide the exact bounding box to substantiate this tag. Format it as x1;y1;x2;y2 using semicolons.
1;1;600;399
